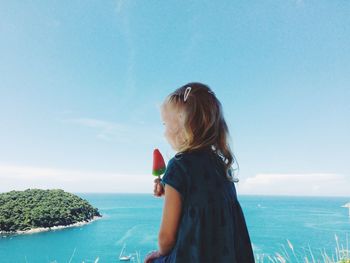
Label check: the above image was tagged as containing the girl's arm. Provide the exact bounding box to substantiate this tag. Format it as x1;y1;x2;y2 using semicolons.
158;184;182;255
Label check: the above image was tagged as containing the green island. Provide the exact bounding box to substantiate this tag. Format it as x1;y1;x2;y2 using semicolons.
0;189;102;234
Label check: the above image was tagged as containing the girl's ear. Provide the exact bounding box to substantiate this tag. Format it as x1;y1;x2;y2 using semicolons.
178;113;187;128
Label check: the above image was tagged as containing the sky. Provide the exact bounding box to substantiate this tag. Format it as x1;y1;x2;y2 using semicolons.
0;0;349;196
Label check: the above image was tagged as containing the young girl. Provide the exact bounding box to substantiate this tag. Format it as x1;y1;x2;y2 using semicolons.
144;82;255;263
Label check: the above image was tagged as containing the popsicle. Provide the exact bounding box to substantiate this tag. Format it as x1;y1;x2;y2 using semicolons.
152;149;166;177
152;149;166;196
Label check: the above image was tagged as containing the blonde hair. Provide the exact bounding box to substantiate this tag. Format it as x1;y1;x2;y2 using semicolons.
161;82;239;182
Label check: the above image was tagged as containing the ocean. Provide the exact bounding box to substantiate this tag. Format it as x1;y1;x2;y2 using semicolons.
0;194;349;262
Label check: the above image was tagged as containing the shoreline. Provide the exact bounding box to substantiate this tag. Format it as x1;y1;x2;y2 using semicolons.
0;215;102;237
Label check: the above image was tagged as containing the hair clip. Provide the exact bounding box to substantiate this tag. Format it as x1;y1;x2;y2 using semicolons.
184;86;192;102
208;90;214;95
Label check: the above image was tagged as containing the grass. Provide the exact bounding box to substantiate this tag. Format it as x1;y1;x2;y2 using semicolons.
26;234;349;262
255;234;350;263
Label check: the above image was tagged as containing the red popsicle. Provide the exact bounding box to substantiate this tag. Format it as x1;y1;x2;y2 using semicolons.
152;149;166;177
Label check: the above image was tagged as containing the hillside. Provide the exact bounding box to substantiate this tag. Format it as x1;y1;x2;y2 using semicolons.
0;189;101;233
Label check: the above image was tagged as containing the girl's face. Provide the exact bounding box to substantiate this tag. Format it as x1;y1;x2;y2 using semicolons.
160;104;185;151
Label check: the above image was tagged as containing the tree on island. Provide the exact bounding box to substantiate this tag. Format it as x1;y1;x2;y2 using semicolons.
0;189;101;233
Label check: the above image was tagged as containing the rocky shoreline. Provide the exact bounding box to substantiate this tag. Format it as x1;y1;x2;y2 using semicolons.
0;215;102;237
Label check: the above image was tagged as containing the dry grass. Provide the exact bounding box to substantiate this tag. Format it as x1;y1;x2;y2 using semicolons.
255;234;350;263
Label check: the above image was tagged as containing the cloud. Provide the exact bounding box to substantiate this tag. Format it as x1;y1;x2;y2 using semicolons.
61;117;163;144
2;163;348;196
236;173;350;196
0;163;152;193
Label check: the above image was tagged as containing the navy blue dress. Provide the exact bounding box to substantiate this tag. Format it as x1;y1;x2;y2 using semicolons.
153;148;255;263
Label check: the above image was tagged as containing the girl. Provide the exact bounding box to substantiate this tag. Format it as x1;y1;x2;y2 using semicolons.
144;82;255;263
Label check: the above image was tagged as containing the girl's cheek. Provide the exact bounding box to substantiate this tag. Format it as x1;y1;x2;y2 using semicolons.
164;129;171;140
169;129;177;139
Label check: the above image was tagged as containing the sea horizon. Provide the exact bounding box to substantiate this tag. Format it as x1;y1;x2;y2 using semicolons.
3;189;350;198
70;192;350;199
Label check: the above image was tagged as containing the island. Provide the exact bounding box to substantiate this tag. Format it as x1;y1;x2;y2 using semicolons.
0;189;102;235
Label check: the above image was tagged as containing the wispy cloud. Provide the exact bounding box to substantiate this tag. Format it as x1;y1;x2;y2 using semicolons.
2;163;348;196
236;173;350;196
61;117;164;144
0;163;151;193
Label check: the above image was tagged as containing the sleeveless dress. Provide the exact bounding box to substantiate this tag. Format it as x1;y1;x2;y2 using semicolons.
153;148;255;263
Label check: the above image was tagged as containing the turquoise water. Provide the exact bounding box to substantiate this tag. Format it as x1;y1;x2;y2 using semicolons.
1;194;350;262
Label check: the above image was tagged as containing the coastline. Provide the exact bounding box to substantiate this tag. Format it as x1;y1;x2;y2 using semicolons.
0;215;102;237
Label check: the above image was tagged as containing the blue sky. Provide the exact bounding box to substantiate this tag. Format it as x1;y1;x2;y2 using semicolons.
0;0;349;195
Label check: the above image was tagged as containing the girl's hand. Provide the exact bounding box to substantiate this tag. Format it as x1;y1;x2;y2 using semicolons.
144;250;162;263
153;178;164;197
